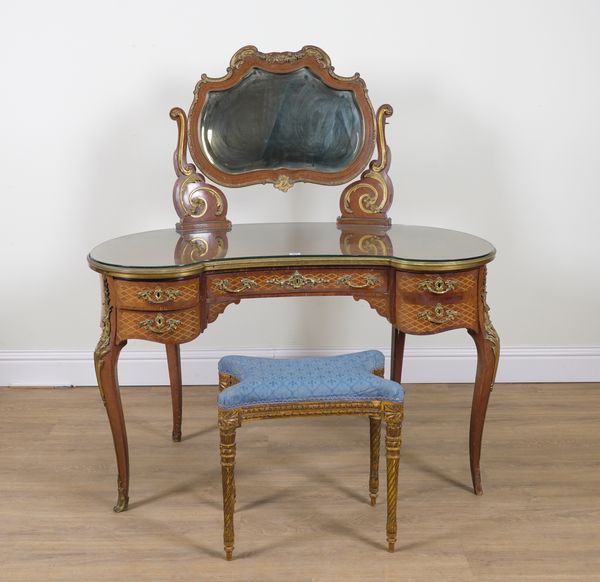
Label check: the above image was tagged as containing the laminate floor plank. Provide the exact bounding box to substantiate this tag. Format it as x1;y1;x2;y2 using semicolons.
0;383;599;581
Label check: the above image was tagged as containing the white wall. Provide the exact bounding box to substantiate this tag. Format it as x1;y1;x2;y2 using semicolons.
1;0;599;383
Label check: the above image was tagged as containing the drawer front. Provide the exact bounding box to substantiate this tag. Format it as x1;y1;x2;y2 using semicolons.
116;306;201;344
207;268;388;298
113;278;199;311
395;270;479;334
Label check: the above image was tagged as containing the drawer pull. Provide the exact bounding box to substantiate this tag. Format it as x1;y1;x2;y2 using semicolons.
266;271;327;289
213;278;258;294
337;274;380;289
418;277;458;295
137;287;183;304
417;303;458;325
139;314;182;334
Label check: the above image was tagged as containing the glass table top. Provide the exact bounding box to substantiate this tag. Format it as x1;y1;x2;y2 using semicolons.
89;223;495;273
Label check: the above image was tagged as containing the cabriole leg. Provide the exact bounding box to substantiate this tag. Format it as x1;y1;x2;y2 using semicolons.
468;267;500;496
468;326;500;495
94;276;129;512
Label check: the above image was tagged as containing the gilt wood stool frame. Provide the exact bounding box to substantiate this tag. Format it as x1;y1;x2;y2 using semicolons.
89;46;500;518
218;365;403;559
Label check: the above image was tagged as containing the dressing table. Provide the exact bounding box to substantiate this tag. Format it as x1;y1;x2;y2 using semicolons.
88;46;499;513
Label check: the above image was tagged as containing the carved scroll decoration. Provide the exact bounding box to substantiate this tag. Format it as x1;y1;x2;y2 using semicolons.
170;107;231;233
200;45;360;85
338;104;394;228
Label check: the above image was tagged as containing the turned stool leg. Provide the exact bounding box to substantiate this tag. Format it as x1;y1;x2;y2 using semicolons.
369;416;382;505
385;407;403;552
219;413;240;560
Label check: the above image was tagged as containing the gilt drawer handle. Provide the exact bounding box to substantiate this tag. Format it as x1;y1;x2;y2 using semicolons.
139;314;182;334
418;277;458;295
337;274;380;289
417;303;458;325
266;271;327;289
213;278;258;294
137;287;183;304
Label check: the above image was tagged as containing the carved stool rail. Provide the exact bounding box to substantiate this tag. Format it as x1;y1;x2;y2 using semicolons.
216;351;404;560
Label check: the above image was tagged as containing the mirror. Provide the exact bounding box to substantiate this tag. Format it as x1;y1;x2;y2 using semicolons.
186;46;377;190
172;46;393;232
199;68;364;174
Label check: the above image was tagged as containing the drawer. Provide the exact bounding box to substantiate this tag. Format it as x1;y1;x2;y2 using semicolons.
395;270;479;334
113;278;199;311
207;268;388;298
116;306;201;344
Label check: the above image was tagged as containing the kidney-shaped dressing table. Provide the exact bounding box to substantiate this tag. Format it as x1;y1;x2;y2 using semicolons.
88;46;499;513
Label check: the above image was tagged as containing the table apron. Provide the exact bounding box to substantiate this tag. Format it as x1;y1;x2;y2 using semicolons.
108;265;484;341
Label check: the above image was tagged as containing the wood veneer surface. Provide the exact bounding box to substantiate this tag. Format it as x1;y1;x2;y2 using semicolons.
0;383;598;581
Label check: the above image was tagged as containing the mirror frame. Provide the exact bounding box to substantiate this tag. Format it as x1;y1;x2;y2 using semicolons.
187;46;377;190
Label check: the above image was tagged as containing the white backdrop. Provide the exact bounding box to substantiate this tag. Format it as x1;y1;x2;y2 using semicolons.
0;0;598;384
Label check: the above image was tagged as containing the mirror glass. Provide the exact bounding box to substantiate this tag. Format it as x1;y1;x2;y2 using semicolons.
199;68;364;174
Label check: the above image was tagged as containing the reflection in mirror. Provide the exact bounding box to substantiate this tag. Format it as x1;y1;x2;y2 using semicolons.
339;228;393;257
199;68;363;174
174;231;229;264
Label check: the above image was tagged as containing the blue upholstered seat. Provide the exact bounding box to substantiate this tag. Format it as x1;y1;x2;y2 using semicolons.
218;350;404;409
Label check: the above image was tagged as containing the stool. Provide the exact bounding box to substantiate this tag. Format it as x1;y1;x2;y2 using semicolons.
217;350;404;560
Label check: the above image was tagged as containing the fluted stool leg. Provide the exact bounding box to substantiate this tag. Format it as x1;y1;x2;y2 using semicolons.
219;412;240;560
369;416;382;505
384;407;403;552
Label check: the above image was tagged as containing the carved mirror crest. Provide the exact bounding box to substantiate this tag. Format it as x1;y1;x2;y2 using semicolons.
171;46;393;233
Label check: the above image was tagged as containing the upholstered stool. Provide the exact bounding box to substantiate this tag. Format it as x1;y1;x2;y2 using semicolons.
217;350;404;560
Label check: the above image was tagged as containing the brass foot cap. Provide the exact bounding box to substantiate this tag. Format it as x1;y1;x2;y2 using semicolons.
387;542;395;553
113;501;128;513
225;550;233;561
370;495;377;506
172;432;182;442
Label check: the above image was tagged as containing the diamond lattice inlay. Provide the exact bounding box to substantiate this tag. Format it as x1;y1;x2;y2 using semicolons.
117;306;201;343
114;279;199;310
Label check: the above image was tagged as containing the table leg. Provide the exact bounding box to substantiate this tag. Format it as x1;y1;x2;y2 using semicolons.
166;343;182;442
94;277;130;512
390;327;406;383
95;337;129;512
468;322;500;495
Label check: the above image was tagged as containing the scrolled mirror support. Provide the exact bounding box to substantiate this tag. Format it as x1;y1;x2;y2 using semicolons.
337;105;394;230
170;107;231;234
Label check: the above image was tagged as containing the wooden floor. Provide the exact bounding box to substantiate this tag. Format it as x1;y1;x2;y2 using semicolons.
1;383;599;581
